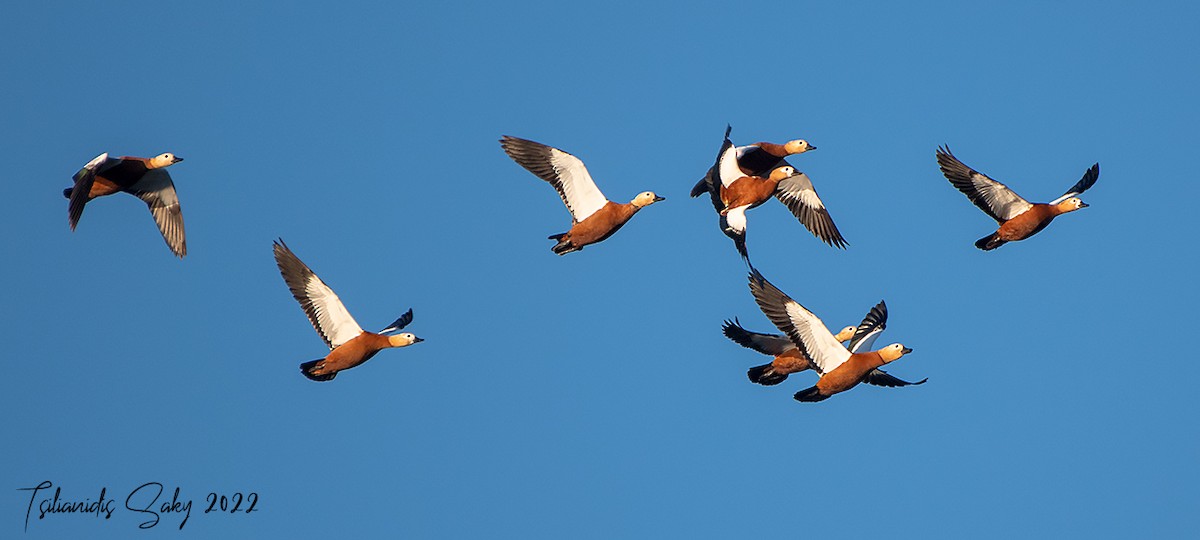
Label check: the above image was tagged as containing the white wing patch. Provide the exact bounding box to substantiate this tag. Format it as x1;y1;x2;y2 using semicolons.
784;301;852;374
725;205;749;234
547;147;609;222
302;273;365;349
717;142;744;189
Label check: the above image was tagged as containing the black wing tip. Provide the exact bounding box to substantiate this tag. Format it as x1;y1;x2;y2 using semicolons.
793;386;830;402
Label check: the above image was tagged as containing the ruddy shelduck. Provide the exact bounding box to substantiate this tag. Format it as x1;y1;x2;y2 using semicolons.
695;127;845;260
724;299;926;388
273;240;423;382
722;318;856;385
691;132;815;198
937;146;1099;251
747;269;919;402
500;135;665;255
64;152;187;258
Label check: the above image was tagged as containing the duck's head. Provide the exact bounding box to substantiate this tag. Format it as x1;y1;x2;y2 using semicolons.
878;343;913;363
768;166;796;181
631;191;666;208
148;153;184;169
834;325;857;342
1057;197;1089;213
783;139;815;154
388;333;424;347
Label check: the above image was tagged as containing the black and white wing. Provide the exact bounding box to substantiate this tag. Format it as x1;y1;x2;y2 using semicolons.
773;169;848;249
500;136;609;222
129;169;187;258
748;269;851;375
846;301;887;353
379;308;414;334
273;239;365;349
721;318;795;356
1049;163;1100;205
67;152;111;230
937;146;1032;223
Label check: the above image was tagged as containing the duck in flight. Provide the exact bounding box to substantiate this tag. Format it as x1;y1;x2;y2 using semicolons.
273;240;423;382
693;126;845;260
747;269;920;402
64;152;188;258
500;135;664;255
723;299;926;389
936;146;1099;251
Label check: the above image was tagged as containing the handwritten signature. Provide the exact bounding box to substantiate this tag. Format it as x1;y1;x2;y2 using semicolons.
18;481;258;532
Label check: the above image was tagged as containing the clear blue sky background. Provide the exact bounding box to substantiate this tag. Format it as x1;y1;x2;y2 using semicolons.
2;1;1197;537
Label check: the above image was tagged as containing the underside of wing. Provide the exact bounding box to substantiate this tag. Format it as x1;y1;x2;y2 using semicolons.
716;129;744;189
747;269;850;374
773;171;847;249
67;153;110;230
1049;163;1100;205
131;170;187;258
273;240;364;349
735;145;783;177
846;301;887;353
864;369;928;388
721;318;795;356
937;146;1032;223
500;135;609;222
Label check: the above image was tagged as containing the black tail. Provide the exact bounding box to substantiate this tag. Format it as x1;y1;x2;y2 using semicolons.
548;233;580;255
747;363;787;386
62;187;73;199
793;385;830;402
299;359;337;382
975;232;1006;251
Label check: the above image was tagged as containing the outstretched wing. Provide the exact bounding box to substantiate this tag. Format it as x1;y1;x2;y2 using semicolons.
748;268;851;375
67;153;111;230
379;308;414;334
937;146;1032;223
864;369;928;388
273;239;364;349
773;169;847;249
1049;163;1100;205
846;301;887;353
500;136;609;222
721;318;795;356
129;169;187;258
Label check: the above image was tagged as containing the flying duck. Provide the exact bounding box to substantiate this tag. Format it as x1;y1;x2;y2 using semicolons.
747;269;918;402
694;127;846;260
690;133;815;198
724;299;926;388
722;318;856;385
273;239;423;382
64;152;187;258
936;146;1099;251
500;135;665;255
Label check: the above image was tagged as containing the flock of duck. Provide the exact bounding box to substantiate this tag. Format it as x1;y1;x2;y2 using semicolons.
65;126;1100;401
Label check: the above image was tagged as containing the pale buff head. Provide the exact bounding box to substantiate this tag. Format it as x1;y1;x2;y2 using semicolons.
1056;197;1089;213
768;166;796;181
834;325;857;342
631;191;666;208
878;343;913;363
783;139;815;154
147;153;184;169
387;333;424;347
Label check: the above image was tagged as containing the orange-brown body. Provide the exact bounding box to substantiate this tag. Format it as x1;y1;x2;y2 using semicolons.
559;201;640;248
771;348;816;376
306;332;391;377
814;352;888;397
720;176;779;211
996;204;1062;242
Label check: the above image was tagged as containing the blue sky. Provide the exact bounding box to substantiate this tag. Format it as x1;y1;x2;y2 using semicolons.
2;0;1197;537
